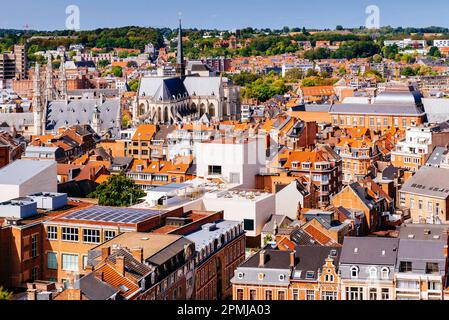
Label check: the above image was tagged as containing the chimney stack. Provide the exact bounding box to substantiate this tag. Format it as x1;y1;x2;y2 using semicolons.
66;288;82;301
27;289;37;301
101;247;111;261
259;250;266;268
290;251;296;268
95;271;104;282
131;247;144;263
444;245;448;258
116;255;125;276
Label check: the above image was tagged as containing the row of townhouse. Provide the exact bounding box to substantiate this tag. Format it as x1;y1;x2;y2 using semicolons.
0;175;247;300
232;224;449;300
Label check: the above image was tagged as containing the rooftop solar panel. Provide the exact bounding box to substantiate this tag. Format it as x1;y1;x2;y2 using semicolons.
63;206;162;224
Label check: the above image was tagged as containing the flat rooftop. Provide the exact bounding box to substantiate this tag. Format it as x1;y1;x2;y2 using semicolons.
95;232;183;260
62;206;165;224
0;160;56;185
207;189;272;201
185;220;242;252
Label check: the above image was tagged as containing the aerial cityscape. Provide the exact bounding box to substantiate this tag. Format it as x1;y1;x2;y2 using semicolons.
2;1;449;305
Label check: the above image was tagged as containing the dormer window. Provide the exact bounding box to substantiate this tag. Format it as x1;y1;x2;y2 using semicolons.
350;266;359;278
381;267;389;279
369;267;377;279
302;163;311;170
237;272;244;280
306;271;315;279
279;274;286;281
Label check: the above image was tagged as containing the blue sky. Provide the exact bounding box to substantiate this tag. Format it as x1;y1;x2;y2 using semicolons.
1;0;448;31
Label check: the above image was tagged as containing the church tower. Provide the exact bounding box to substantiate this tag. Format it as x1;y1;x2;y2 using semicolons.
176;19;185;77
45;54;54;102
59;54;68;100
92;103;101;134
33;63;44;136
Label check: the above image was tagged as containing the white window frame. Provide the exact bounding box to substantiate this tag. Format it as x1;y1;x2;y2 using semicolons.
381;267;389;280
62;227;79;242
104;230;116;241
47;226;58;240
350;266;359;279
83;229;101;244
47;252;58;270
31;234;39;258
62;253;78;272
369;266;378;279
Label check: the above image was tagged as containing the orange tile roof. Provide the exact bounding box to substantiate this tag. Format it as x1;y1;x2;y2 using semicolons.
284;150;327;168
301;86;335;97
277;236;296;251
95;174;111;184
96;263;140;299
132;124;157;141
303;225;332;245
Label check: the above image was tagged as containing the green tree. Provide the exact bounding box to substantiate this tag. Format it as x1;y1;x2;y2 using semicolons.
306;68;319;77
428;46;442;58
0;287;12;300
111;66;123;77
127;61;138;68
88;172;146;207
284;68;304;81
373;54;383;63
97;59;110;69
128;78;139;92
401;66;417;77
338;66;347;75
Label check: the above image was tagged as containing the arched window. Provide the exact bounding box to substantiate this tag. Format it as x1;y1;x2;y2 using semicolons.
381;267;389;280
369;267;378;279
325;274;334;282
350;266;359;279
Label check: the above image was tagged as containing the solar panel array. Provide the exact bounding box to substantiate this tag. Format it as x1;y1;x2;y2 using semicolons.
64;206;162;224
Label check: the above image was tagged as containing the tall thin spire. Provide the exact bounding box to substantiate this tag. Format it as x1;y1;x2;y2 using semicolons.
33;63;41;106
59;54;67;100
176;18;185;77
33;63;44;136
46;54;53;102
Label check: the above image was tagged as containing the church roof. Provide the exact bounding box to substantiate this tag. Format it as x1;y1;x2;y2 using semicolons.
46;99;121;137
138;75;225;101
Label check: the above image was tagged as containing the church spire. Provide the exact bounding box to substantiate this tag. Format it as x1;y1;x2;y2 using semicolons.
59;54;67;101
33;63;44;136
45;54;53;102
176;18;185;77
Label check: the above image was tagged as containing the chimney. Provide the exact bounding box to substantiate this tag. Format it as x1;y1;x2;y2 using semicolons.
444;245;448;258
101;247;111;260
66;288;82;301
27;289;37;301
116;255;125;276
131;247;144;263
259;250;266;268
95;271;104;282
290;251;296;268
